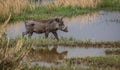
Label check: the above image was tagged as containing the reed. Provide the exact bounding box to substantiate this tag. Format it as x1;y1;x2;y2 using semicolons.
0;15;32;70
55;0;101;8
0;0;31;17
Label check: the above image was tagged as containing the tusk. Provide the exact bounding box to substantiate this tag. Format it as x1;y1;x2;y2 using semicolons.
62;26;66;30
64;26;68;29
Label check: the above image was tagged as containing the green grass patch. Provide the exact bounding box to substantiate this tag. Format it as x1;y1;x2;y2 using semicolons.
1;36;120;48
0;6;93;22
0;0;120;23
97;0;120;11
0;33;120;70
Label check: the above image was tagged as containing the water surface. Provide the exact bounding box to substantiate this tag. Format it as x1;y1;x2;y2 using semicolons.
28;46;107;61
6;11;120;41
25;46;108;67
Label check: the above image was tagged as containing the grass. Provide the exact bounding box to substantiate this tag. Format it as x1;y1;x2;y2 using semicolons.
1;37;120;48
0;29;120;70
55;0;120;10
0;16;120;69
0;0;120;70
105;49;120;55
0;15;32;70
97;0;120;10
66;55;120;70
0;0;32;17
0;0;33;23
22;65;100;70
0;0;120;22
21;55;120;70
8;6;92;22
55;0;101;8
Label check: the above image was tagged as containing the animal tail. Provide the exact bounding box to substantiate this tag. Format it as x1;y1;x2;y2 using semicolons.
24;21;27;27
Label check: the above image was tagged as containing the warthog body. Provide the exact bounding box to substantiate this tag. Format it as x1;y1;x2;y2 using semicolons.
22;18;68;40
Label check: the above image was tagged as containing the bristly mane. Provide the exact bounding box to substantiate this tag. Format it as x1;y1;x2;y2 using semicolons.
33;18;55;23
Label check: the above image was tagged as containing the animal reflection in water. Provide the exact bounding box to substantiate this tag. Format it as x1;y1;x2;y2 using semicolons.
26;46;67;63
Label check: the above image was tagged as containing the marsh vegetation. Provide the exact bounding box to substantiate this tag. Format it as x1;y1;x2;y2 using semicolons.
0;0;120;22
0;0;120;70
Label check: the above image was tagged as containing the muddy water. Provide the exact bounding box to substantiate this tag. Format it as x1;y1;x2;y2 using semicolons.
57;46;106;58
54;46;106;58
62;11;120;41
6;11;120;41
26;46;107;67
5;10;120;67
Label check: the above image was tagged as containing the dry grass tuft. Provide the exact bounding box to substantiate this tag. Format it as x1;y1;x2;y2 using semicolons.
0;14;11;38
55;0;101;8
0;0;31;16
0;15;31;70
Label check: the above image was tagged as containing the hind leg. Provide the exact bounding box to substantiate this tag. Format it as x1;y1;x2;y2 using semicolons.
28;32;33;38
22;31;28;37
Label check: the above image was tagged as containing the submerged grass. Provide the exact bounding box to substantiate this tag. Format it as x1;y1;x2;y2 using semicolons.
66;55;120;70
21;55;120;70
105;49;120;55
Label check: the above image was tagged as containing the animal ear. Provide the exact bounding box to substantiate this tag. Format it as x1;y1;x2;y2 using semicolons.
55;18;59;22
61;17;63;20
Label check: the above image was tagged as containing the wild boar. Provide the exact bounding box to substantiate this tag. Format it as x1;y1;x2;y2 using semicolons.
22;17;68;40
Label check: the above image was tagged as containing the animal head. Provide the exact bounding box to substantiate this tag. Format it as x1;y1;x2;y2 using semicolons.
54;17;68;32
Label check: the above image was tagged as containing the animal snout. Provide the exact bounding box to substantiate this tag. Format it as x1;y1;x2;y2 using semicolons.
62;26;68;32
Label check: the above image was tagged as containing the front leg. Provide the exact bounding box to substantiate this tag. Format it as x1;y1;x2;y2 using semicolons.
28;32;33;38
52;32;59;41
22;31;28;37
45;32;49;39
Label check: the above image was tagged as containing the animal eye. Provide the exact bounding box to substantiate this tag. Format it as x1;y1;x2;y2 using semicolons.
59;23;64;26
59;24;62;26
